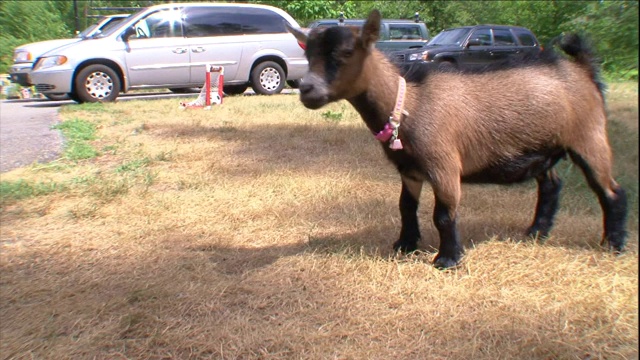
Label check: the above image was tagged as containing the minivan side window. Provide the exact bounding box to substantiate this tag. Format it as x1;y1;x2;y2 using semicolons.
492;28;516;45
132;9;183;39
184;7;285;37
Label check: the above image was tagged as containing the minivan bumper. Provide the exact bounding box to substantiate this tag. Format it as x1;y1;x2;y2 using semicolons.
9;63;33;87
285;58;309;80
31;69;74;94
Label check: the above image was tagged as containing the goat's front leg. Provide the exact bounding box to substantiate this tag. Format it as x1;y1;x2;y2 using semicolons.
393;176;423;253
431;178;463;269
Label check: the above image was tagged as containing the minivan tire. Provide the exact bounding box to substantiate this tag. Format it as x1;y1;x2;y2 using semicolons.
74;64;121;103
250;61;285;95
43;93;70;101
223;84;248;95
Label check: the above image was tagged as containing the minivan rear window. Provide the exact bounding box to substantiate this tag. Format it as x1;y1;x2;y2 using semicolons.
184;6;285;37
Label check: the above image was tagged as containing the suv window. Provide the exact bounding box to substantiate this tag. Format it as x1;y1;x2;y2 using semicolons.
428;28;471;46
470;28;492;45
184;6;285;37
514;31;537;46
389;24;424;40
493;28;516;45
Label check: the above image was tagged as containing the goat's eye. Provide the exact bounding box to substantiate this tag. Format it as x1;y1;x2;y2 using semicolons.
341;50;354;58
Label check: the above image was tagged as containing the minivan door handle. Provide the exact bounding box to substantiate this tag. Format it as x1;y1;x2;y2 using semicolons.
192;47;206;53
172;47;188;54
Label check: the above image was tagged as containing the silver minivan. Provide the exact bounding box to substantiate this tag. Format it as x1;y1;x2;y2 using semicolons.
10;14;129;101
31;3;308;103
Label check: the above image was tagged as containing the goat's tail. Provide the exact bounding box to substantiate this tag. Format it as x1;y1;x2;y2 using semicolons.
554;33;606;96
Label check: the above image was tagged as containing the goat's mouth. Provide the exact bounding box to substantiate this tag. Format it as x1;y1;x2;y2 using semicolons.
300;94;329;109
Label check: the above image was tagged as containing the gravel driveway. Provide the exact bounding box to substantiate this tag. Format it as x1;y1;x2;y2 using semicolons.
0;98;64;173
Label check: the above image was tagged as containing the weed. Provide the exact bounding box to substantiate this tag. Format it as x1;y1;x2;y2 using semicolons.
321;110;343;122
153;151;172;162
103;144;119;155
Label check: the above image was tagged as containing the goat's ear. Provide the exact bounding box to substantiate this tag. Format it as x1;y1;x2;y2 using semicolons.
360;9;381;49
284;21;307;45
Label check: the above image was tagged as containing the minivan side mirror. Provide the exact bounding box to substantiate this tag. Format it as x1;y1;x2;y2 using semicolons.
122;26;136;42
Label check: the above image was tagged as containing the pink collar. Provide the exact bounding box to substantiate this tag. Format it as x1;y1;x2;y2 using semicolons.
374;76;407;150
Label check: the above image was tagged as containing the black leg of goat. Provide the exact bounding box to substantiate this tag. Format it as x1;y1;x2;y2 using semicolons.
432;197;463;269
569;151;628;251
527;169;563;239
393;177;422;253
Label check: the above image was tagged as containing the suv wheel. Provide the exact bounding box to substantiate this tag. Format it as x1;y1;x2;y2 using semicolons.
74;64;121;103
438;60;457;70
250;61;285;95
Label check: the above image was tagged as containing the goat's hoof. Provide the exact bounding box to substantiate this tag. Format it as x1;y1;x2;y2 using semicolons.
433;254;461;270
393;240;418;253
526;226;550;240
606;239;626;254
603;231;627;254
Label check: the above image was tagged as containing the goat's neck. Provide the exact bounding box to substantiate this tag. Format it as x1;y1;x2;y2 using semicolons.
347;51;404;133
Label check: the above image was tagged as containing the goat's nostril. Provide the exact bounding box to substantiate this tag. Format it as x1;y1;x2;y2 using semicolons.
299;83;314;95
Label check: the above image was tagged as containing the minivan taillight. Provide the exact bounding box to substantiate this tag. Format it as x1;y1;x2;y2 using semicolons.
297;41;306;50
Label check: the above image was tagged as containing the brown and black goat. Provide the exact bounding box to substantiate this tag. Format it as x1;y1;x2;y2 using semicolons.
285;10;627;269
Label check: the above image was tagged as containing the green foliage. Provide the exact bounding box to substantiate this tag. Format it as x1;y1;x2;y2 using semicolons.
256;0;357;26
0;35;26;74
0;1;71;73
564;1;639;77
0;1;70;41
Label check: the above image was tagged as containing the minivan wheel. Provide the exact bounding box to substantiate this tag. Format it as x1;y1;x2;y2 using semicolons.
169;87;200;94
74;64;121;103
67;92;81;103
223;84;248;96
287;80;301;89
43;93;70;101
250;61;285;95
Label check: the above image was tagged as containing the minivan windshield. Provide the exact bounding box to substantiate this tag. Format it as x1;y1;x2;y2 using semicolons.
427;28;471;46
98;9;147;37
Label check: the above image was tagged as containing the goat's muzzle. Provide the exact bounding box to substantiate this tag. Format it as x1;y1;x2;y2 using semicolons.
298;74;330;109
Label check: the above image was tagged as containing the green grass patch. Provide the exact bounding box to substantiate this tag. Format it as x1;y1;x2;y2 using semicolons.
52;118;98;160
116;158;151;174
0;179;65;205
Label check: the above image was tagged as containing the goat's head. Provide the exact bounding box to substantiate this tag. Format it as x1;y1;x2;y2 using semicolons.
286;10;382;109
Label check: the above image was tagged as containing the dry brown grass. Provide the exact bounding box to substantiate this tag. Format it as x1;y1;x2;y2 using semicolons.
1;83;638;359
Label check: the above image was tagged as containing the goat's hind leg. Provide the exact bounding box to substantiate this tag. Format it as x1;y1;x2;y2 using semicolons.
568;148;628;252
527;169;563;240
393;176;423;253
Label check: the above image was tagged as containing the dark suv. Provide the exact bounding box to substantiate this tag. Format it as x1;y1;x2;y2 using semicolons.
390;24;541;71
308;15;429;52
